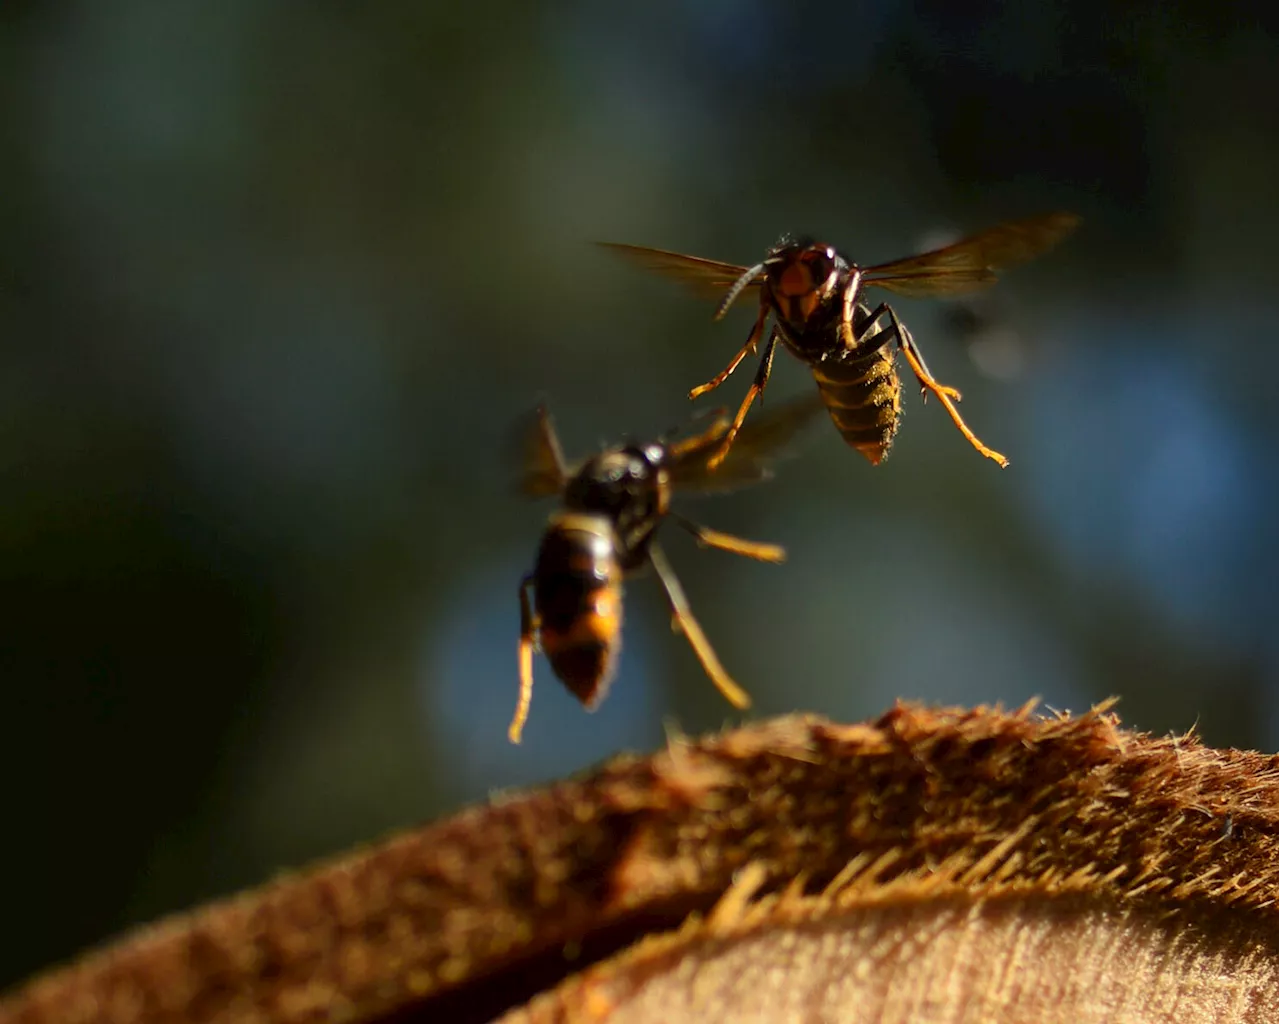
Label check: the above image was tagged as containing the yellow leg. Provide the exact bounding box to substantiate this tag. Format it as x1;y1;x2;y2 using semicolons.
706;381;761;471
892;310;1009;468
839;268;864;349
507;577;538;744
673;515;786;563
648;544;752;710
706;332;778;471
666;409;732;462
689;302;769;400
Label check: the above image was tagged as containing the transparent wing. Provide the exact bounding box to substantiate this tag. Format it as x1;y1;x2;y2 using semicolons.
512;404;569;498
667;391;827;494
597;242;764;306
863;212;1080;298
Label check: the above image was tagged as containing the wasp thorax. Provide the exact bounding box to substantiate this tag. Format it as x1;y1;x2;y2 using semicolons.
564;447;662;521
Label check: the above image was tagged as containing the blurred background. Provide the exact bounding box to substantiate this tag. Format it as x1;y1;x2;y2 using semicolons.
1;0;1275;990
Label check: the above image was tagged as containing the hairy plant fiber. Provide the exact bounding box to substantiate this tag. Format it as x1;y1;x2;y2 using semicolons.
1;700;1274;1023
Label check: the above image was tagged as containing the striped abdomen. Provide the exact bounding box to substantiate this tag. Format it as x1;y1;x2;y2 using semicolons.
810;347;903;465
532;514;623;708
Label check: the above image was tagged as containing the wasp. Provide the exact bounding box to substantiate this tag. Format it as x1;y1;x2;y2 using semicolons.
508;392;823;744
601;212;1079;470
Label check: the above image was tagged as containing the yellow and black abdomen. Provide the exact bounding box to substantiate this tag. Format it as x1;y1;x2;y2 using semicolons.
533;513;624;708
810;347;903;465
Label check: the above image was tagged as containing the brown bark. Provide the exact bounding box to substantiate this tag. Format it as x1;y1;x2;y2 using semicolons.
0;700;1275;1024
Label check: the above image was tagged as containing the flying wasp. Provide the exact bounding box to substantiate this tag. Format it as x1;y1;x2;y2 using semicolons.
600;212;1079;470
508;392;823;744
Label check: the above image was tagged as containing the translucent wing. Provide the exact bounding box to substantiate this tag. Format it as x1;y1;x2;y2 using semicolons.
513;405;569;498
597;242;764;306
667;391;827;494
862;212;1080;298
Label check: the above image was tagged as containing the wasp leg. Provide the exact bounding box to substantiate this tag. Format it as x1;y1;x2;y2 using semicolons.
671;514;786;563
666;408;734;463
848;302;902;354
706;330;779;471
883;305;1009;468
839;267;865;348
689;300;770;400
507;575;538;744
660;404;731;449
851;302;961;405
647;543;752;710
855;302;961;405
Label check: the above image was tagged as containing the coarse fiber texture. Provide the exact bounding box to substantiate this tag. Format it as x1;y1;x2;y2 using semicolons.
0;700;1275;1023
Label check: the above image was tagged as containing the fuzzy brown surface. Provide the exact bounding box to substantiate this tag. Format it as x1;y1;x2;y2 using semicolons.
0;701;1275;1024
506;888;1276;1023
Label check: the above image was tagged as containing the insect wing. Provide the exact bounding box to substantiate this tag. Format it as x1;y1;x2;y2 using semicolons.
513;404;570;498
667;391;826;494
863;212;1080;298
597;242;764;306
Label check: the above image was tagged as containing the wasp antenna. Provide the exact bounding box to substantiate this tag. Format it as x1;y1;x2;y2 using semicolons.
715;263;766;321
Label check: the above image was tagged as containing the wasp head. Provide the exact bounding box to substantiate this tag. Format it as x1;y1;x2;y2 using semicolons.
565;444;667;531
764;240;843;327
